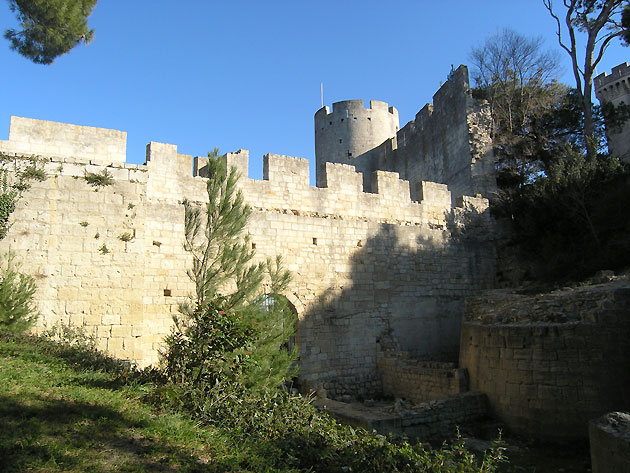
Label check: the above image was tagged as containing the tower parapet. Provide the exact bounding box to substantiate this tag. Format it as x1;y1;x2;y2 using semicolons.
595;62;630;163
595;62;630;101
314;100;399;187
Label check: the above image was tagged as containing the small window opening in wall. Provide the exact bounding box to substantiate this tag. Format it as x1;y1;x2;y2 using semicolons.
346;110;349;118
339;139;342;143
312;237;317;245
348;151;352;157
340;118;344;122
353;117;357;120
252;242;256;249
367;117;371;121
329;121;332;125
163;288;172;297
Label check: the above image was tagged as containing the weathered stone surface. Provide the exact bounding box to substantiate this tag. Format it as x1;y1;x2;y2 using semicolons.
590;412;630;473
322;65;497;203
377;334;469;403
460;284;630;441
595;63;630;165
317;392;488;441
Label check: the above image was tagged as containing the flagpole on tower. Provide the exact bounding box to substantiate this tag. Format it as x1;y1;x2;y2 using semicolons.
321;82;324;108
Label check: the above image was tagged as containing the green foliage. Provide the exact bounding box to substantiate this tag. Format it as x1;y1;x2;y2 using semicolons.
84;168;113;188
42;321;97;351
543;0;625;157
0;183;17;240
493;147;630;282
181;155;264;309
0;332;509;473
4;0;97;64
0;154;47;239
0;252;37;333
79;221;89;227
166;151;296;400
152;383;506;473
17;161;47;184
98;243;109;254
118;231;133;242
163;297;256;389
470;29;564;187
624;3;630;44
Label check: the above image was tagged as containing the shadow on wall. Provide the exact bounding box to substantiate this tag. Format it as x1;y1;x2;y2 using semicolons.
295;217;494;401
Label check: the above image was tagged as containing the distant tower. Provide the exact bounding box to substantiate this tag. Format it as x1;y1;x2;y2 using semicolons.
594;62;630;164
314;100;399;187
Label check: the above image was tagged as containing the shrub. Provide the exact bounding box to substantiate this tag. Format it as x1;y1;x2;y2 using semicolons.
42;322;97;351
118;231;133;242
0;252;37;333
166;154;297;399
84;168;113;188
493;148;630;283
0;154;47;239
162;293;297;412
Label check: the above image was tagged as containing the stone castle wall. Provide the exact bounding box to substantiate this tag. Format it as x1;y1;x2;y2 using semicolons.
0;116;495;398
459;283;630;440
595;62;630;165
321;66;497;203
314;100;399;188
589;412;630;473
3;116;127;164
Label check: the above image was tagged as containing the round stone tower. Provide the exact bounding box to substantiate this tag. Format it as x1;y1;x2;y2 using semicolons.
595;62;630;163
314;100;399;186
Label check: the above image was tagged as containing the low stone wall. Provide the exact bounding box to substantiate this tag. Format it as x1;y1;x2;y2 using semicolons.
459;282;630;441
377;342;468;403
589;412;630;473
318;392;488;441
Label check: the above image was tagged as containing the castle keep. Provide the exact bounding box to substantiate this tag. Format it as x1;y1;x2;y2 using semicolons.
0;65;497;398
315;66;497;201
595;61;630;164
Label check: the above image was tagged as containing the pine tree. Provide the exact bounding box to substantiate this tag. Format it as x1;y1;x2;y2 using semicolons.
4;0;97;64
163;151;297;399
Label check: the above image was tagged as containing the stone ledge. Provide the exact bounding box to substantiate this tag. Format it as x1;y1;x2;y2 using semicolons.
590;412;630;473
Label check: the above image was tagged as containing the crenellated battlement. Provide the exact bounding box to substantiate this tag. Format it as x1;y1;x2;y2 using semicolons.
317;99;398;116
0;116;484;226
314;100;400;187
348;65;496;203
595;62;630;96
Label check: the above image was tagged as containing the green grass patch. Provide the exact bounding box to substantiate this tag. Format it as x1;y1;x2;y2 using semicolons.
0;332;509;472
0;332;254;472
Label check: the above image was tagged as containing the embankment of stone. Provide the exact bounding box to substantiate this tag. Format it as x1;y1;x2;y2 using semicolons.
459;282;630;441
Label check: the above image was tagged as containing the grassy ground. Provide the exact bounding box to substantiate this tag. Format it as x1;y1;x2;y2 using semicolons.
0;331;592;473
0;332;258;472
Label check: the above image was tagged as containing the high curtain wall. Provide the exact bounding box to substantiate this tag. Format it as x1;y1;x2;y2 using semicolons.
0;115;495;397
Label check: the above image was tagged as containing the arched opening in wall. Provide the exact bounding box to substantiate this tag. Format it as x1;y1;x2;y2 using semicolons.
258;293;298;353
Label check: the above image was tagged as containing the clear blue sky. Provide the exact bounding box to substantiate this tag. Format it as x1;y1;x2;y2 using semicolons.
1;1;628;182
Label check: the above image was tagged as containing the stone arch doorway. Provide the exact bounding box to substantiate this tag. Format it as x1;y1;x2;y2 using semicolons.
259;292;300;352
